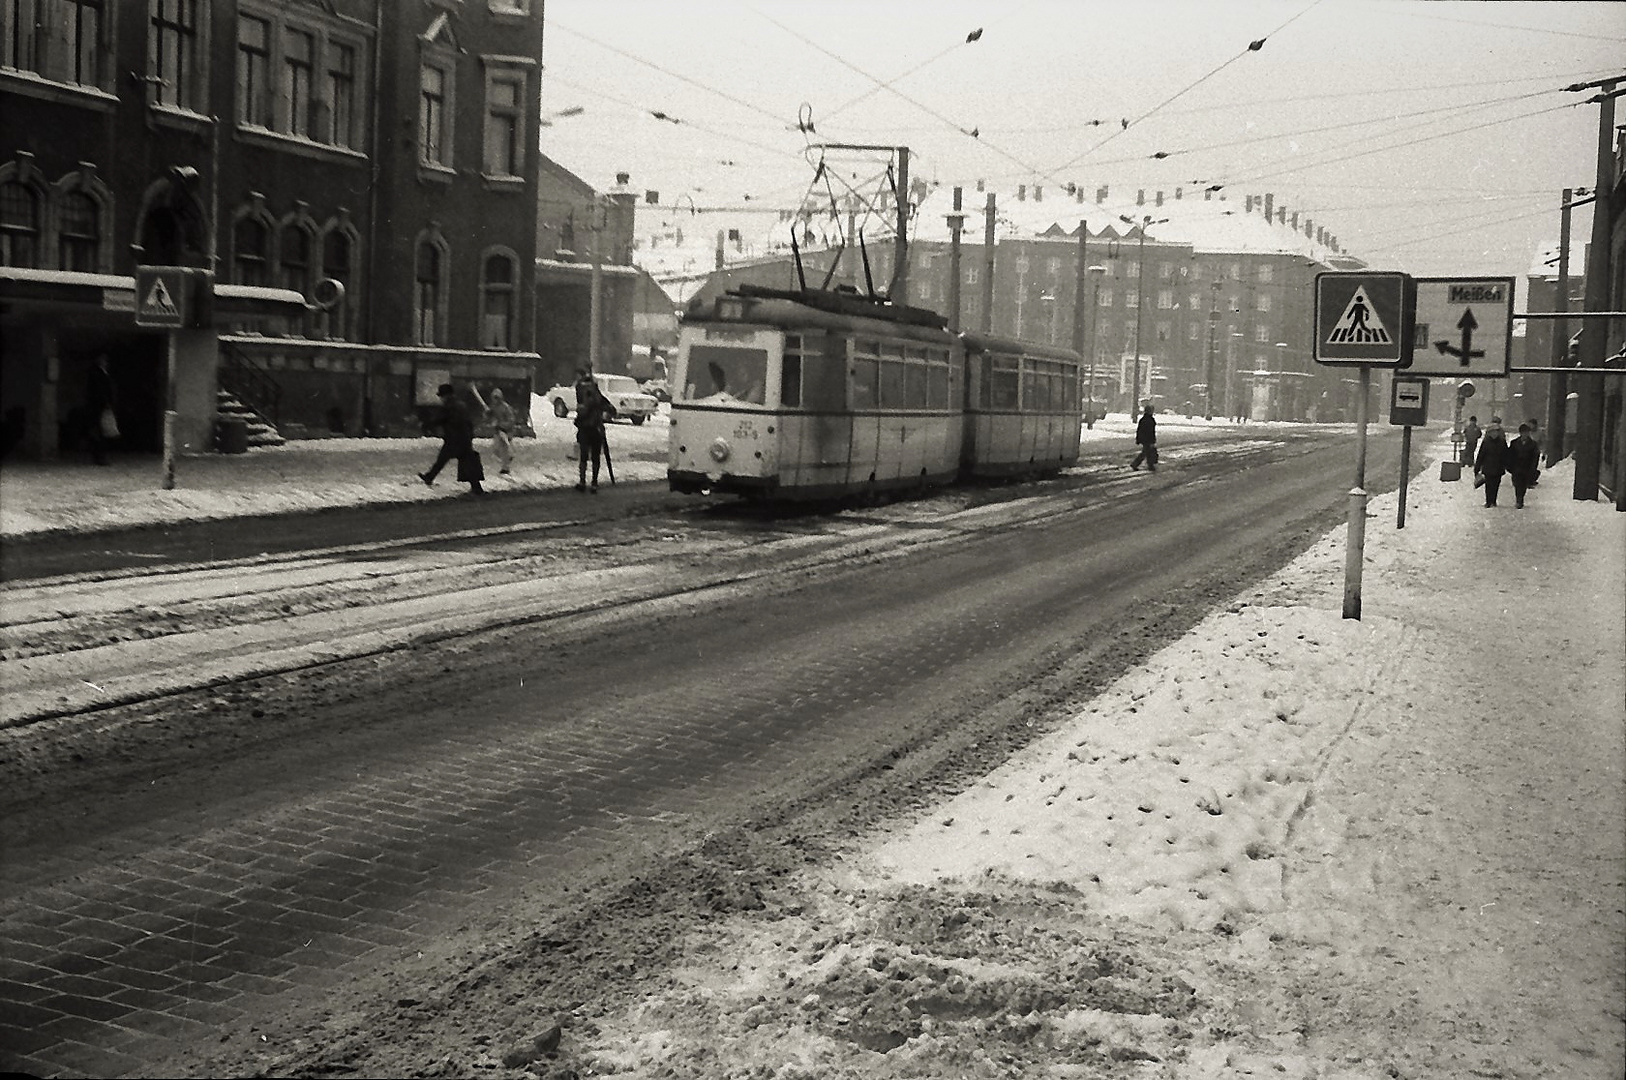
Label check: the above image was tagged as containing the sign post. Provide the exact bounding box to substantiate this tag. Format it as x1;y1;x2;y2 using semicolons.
1314;272;1415;620
135;267;210;489
1389;377;1429;528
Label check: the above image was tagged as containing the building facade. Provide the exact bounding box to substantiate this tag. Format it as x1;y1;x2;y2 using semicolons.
1;0;544;459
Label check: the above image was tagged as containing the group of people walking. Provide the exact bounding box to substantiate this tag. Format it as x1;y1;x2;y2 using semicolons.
418;367;616;496
1462;414;1542;509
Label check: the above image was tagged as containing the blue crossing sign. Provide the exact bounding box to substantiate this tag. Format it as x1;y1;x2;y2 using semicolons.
1313;272;1415;366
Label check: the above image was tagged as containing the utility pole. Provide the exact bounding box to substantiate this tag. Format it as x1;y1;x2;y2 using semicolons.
1071;220;1088;357
1120;214;1167;412
1544;187;1577;465
1204;278;1220;420
892;146;910;301
1572;77;1616;500
588;195;603;374
946;187;965;332
981;192;996;334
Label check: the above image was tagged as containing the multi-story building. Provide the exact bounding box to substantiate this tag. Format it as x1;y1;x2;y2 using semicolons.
1;1;544;460
680;182;1367;421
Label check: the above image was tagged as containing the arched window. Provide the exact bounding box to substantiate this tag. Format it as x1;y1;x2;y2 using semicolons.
233;216;270;286
479;249;516;350
0;182;40;267
414;234;447;345
57;190;100;272
280;222;312;296
318;226;354;340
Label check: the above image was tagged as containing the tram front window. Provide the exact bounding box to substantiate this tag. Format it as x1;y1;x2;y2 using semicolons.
686;345;768;404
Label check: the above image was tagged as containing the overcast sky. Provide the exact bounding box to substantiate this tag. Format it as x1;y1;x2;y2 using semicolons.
538;1;1623;281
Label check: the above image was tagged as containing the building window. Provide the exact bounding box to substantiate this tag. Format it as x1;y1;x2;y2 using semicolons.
489;0;531;13
1159;262;1174;280
280;223;312;297
1125;289;1138;310
3;0;107;88
148;0;203;110
57;189;98;271
1258;264;1273;283
415;236;446;345
1099;288;1113;308
480;250;516;349
0;181;40;267
237;14;271;127
1256;294;1272;312
420;63;450;167
318;225;353;340
282;26;315;138
1157;289;1173;310
1255;325;1271;343
483;69;526;177
233;215;270;286
1155;322;1171;343
965;265;978;285
328;42;356;148
1189;325;1201;341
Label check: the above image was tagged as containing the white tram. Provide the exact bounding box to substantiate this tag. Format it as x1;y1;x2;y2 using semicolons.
668;285;1083;502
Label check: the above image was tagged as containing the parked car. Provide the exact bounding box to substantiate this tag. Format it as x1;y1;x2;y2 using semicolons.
543;373;659;425
640;378;671;403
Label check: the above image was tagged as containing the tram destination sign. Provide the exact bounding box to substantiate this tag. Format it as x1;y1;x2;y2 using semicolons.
1313;272;1415;366
1404;276;1513;379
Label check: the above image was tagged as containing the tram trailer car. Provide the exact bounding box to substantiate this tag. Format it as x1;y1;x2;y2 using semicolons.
668;286;1084;502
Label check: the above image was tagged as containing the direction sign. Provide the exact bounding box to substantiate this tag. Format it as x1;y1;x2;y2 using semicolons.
134;266;187;328
1313;272;1414;366
1405;276;1513;378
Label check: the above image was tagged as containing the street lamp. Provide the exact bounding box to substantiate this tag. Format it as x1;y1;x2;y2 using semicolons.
1087;264;1106;425
1119;214;1168;412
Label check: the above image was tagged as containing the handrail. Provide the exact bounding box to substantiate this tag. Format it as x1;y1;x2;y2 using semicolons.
217;339;283;429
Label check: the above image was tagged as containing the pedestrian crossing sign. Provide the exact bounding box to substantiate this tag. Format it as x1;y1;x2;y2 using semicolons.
135;266;188;328
1314;271;1414;366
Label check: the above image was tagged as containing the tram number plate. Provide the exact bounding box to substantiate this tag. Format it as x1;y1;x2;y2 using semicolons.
733;419;758;440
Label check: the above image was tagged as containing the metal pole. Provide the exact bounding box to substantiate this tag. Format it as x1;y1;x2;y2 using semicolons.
892;146;910;300
1573;79;1614;500
1071;222;1088;357
947;187;964;332
588;197;603;373
162;332;177;490
1397;424;1412;529
1204;279;1218;420
981;193;996;334
1131;231;1145;412
1343;365;1370;620
1544;188;1573;465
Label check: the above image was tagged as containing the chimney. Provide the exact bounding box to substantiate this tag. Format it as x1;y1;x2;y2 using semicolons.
1155;190;1164;206
1290;211;1299;230
1018;184;1027;201
1277;208;1286;225
715;230;725;270
1034;185;1042;202
976;178;985;192
1175;187;1183;200
1245;195;1255;213
1076;186;1084;203
1263;193;1274;221
1096;185;1108;204
1137;189;1145;206
1316;226;1325;244
1204;188;1213;201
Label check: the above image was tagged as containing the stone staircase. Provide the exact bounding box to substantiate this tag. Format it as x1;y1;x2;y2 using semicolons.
216;389;285;448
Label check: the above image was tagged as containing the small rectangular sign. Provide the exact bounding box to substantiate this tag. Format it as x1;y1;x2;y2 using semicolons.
134;266;187;328
1314;272;1415;366
1389;377;1429;426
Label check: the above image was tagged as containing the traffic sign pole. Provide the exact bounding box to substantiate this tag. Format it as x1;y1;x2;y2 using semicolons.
1343;366;1370;621
1397;425;1411;530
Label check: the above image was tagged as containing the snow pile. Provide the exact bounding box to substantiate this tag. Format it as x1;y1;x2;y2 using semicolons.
868;605;1398;930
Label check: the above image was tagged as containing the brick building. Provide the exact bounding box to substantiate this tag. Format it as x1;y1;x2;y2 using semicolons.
1;0;545;459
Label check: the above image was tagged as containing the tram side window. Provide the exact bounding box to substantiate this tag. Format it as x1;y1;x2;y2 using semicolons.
781;355;802;406
801;336;846;410
927;361;949;409
850;357;878;408
988;355;1020;410
880;360;907;408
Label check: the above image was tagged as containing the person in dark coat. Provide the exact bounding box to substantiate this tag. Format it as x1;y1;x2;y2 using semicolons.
85;353;116;465
1507;422;1541;509
1130;404;1158;471
1473;416;1509;508
1460;415;1481;468
419;383;484;494
573;369;615;493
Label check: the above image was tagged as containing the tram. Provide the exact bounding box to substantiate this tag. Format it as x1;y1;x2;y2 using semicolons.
667;283;1083;502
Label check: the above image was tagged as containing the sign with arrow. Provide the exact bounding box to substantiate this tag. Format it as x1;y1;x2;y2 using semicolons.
1405;276;1513;378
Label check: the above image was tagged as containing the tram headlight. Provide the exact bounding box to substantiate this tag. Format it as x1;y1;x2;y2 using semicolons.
708;437;731;463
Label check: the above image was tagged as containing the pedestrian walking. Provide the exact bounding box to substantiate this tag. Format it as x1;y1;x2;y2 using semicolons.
572;368;615;493
470;385;516;475
1507;423;1540;509
418;383;485;495
1473;416;1508;508
85;353;117;466
1460;415;1481;468
1130;403;1158;471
